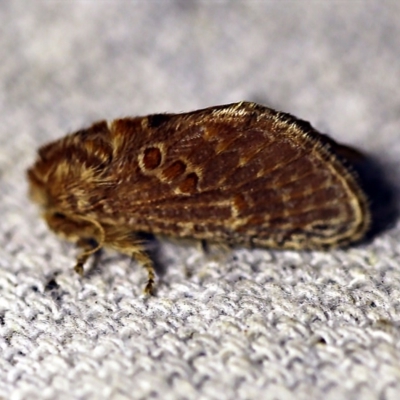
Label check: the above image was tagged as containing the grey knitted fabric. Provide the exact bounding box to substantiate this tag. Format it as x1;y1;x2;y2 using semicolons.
1;2;400;399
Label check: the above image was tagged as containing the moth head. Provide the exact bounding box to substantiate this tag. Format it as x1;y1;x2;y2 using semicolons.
27;140;76;208
27;124;113;213
27;147;59;209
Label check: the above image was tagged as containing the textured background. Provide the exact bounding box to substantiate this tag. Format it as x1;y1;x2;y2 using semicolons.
1;2;400;399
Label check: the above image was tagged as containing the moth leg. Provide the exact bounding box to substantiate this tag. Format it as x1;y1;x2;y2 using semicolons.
106;231;156;294
132;249;156;295
74;238;99;276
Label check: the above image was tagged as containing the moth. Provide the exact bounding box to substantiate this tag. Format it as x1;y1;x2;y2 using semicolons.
27;102;370;294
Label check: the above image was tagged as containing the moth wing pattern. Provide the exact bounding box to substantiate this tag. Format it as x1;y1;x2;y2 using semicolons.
100;102;369;250
28;101;370;293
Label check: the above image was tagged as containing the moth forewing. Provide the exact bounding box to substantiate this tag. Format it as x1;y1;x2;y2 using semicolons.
27;102;370;294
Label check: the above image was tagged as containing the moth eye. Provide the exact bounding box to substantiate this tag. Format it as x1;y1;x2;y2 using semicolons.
53;212;66;220
142;147;162;170
178;172;199;194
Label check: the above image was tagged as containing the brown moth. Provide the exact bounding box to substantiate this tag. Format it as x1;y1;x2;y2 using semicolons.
27;102;370;294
